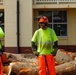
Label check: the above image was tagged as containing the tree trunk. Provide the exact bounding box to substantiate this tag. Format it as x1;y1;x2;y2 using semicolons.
8;62;39;75
56;60;76;75
5;49;76;65
7;60;76;75
4;49;76;75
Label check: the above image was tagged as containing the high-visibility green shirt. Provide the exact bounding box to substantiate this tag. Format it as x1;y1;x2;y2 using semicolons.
0;43;2;49
0;27;5;49
31;27;58;55
0;27;4;38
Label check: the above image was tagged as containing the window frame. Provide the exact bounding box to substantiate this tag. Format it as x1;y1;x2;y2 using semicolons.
38;10;68;37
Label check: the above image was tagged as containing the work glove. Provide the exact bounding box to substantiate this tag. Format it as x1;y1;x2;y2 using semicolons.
52;48;58;56
31;42;39;56
33;50;39;56
52;41;58;56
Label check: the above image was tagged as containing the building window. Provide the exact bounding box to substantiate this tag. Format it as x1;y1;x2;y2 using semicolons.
39;10;67;37
0;12;4;31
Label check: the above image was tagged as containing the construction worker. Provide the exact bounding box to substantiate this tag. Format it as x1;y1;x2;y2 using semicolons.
0;25;9;67
0;21;5;75
31;16;58;75
0;21;4;54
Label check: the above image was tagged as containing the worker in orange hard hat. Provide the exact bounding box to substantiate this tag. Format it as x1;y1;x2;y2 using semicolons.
39;16;48;23
31;16;58;75
38;16;49;29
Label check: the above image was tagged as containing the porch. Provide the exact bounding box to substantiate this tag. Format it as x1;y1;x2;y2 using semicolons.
33;0;76;8
34;0;76;4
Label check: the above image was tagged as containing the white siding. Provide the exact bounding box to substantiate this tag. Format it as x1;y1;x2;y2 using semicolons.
4;0;33;47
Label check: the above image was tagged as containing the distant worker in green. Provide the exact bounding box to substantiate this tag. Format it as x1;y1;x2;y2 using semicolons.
0;22;9;65
0;21;5;53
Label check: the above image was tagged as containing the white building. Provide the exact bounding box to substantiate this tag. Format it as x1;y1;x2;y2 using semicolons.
0;0;76;53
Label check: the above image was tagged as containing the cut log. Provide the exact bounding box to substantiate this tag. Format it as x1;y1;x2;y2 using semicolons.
5;49;76;65
55;49;76;65
3;49;76;75
7;62;39;75
7;60;76;75
4;53;39;75
56;60;76;75
5;53;38;63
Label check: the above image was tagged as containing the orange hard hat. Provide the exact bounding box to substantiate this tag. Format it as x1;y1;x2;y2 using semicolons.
39;16;49;23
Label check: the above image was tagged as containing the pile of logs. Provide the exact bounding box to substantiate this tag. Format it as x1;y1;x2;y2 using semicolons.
3;49;76;75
